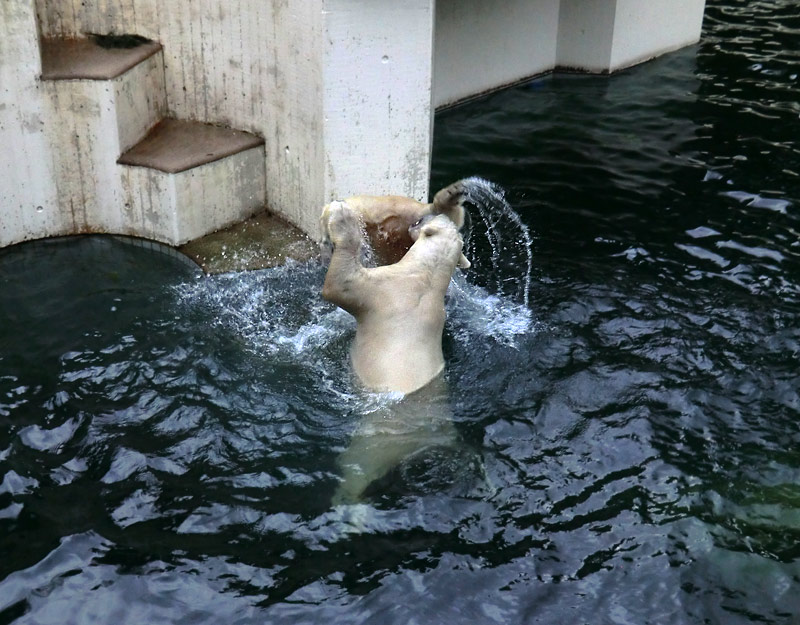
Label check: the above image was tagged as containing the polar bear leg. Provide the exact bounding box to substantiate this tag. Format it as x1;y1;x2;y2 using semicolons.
321;202;372;314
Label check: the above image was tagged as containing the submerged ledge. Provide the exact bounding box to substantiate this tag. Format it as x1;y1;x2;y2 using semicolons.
179;211;319;274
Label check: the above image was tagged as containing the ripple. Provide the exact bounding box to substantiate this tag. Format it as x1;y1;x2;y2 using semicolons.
18;416;83;453
2;3;800;624
0;471;39;496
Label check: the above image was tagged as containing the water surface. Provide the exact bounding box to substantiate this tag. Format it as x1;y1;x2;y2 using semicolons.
2;2;800;623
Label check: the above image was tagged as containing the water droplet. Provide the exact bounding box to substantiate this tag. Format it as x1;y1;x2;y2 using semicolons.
284;146;290;155
457;177;533;309
35;205;43;213
382;55;389;64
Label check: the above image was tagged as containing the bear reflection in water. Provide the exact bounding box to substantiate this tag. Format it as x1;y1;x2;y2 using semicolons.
321;180;484;505
333;377;483;505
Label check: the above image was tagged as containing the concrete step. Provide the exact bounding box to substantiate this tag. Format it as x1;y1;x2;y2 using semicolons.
179;210;318;274
118;119;267;245
36;35;167;239
40;35;162;81
39;35;166;155
118;118;264;173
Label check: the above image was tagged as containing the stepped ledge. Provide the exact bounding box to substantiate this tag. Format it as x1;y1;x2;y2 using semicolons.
40;36;162;80
118;118;265;174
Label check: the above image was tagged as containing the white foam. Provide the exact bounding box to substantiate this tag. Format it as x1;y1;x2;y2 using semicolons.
447;275;538;348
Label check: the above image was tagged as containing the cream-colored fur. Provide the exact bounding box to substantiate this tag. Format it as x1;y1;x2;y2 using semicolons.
321;183;471;505
322;202;464;394
321;179;471;269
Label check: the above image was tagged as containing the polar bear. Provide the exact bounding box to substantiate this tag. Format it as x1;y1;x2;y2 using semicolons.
331;375;461;506
320;182;473;506
321;179;471;269
321;201;466;394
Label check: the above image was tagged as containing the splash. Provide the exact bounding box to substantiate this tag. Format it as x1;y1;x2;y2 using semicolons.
447;274;536;348
458;177;534;309
174;180;539;380
173;261;360;407
175;261;341;348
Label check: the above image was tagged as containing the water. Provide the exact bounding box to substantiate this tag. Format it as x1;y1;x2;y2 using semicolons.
458;176;534;309
2;2;800;622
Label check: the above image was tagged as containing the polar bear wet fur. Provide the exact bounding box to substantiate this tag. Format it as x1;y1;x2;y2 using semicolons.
321;180;471;270
320;181;472;505
320;180;469;394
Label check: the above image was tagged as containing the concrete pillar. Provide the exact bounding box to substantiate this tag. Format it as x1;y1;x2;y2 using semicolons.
556;0;617;72
319;0;436;236
266;0;437;241
266;0;434;239
609;0;707;71
557;0;706;73
0;1;61;247
434;0;561;109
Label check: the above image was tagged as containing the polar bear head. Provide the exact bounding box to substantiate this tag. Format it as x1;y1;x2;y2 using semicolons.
408;213;471;269
321;180;471;267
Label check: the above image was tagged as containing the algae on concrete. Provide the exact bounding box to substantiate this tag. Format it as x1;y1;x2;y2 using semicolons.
179;211;319;274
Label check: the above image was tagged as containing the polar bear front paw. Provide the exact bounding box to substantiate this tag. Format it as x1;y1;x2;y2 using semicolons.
432;180;467;228
325;201;364;249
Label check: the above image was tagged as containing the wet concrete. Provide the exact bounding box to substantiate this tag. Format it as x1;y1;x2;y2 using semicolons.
179;210;319;274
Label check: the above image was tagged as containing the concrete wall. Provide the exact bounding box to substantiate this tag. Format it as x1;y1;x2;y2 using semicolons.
35;0;267;130
40;53;167;237
434;0;560;108
3;0;706;248
31;0;435;239
0;1;61;245
33;0;328;237
264;1;327;237
323;0;435;204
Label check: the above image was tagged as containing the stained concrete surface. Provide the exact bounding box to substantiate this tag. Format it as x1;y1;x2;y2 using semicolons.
40;36;162;80
179;210;319;274
118;118;265;173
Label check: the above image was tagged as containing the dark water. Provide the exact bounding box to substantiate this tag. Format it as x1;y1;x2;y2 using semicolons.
2;2;800;623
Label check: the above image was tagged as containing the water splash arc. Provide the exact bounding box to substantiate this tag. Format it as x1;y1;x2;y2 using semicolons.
457;177;534;309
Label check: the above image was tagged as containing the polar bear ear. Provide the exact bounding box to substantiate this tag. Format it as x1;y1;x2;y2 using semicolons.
421;222;439;237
